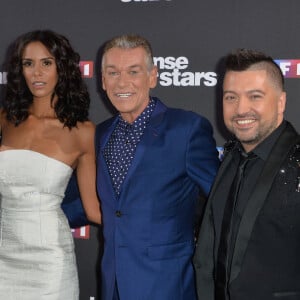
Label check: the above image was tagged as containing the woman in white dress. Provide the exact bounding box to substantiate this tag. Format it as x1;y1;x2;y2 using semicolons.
0;30;101;299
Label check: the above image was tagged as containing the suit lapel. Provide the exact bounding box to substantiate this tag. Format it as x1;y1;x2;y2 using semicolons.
97;117;119;204
210;152;236;257
98;117;119;152
230;123;300;283
193;152;234;300
118;99;167;201
210;153;233;201
195;151;234;267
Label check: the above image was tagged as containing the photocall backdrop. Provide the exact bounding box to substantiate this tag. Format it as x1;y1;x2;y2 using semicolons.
1;1;300;299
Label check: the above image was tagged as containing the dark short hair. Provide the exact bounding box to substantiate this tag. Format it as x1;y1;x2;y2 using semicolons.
4;29;90;128
225;48;284;91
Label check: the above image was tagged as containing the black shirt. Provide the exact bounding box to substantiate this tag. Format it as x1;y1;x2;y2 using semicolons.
224;121;287;272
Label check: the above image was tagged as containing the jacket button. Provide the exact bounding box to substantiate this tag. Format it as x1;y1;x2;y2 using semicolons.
115;210;122;217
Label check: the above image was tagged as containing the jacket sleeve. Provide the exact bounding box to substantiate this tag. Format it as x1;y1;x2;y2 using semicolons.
193;203;216;300
61;171;89;228
186;115;220;197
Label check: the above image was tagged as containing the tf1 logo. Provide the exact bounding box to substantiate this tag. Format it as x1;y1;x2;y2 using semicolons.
79;61;94;78
71;225;90;239
275;59;300;78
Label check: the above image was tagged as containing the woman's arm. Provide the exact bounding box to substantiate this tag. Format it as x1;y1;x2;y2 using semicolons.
76;121;101;225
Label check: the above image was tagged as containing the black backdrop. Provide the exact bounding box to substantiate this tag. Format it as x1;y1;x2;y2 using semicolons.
1;1;300;299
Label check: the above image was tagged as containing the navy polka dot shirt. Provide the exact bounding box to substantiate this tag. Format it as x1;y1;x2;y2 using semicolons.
104;98;156;196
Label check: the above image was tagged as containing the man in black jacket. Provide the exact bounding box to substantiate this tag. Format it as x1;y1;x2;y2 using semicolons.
194;48;300;300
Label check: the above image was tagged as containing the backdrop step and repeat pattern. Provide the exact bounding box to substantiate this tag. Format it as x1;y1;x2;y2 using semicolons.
1;1;300;299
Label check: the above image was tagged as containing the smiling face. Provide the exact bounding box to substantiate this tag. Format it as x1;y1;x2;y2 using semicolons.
22;41;58;102
102;46;157;123
223;69;286;152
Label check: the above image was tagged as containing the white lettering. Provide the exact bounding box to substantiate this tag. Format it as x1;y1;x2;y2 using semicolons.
172;69;181;86
176;56;189;69
154;56;188;70
83;64;90;76
180;72;194;86
203;72;218;86
0;72;7;84
279;62;291;76
297;63;300;76
164;56;177;70
158;70;217;87
80;226;86;237
154;56;165;69
154;56;217;87
159;72;173;86
194;72;207;86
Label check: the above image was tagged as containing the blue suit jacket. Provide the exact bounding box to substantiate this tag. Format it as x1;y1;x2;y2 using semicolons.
96;98;219;300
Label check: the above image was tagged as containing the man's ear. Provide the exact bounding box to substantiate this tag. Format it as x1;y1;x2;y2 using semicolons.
149;66;158;89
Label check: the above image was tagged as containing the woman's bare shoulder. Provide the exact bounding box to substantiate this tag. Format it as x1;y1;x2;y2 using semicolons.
76;120;95;135
74;120;96;149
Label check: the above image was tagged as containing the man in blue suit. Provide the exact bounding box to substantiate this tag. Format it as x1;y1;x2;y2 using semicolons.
94;34;220;300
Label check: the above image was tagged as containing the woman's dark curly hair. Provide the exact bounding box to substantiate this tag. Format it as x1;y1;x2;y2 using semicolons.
4;29;90;128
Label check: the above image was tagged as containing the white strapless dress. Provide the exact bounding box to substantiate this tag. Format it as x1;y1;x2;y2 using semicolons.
0;150;79;299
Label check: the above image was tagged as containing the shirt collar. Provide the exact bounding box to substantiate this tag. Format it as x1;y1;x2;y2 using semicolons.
234;120;287;161
117;97;156;133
